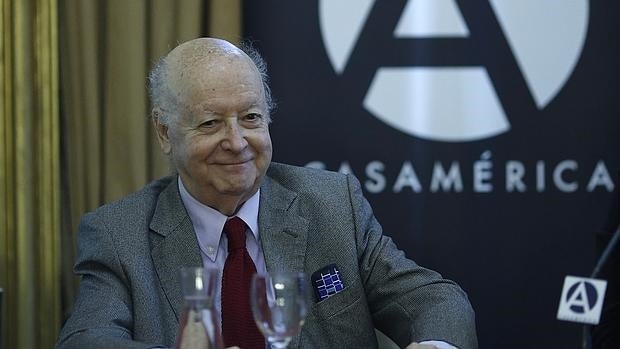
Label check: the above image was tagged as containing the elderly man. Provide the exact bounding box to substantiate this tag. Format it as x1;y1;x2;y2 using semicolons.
56;38;477;349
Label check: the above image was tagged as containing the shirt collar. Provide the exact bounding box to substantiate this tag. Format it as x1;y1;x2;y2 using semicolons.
177;177;260;261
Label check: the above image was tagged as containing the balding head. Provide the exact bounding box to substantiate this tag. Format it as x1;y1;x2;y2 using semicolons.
148;38;273;127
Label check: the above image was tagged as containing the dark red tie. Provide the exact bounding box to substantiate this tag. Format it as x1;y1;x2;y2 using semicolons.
221;217;264;349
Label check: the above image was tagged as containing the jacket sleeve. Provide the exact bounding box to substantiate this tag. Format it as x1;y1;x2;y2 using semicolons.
55;212;162;349
346;173;478;349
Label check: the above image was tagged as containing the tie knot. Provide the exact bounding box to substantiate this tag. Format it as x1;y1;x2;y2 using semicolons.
224;217;247;252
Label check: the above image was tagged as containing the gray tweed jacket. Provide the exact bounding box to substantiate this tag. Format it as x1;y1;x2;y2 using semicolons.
56;162;477;349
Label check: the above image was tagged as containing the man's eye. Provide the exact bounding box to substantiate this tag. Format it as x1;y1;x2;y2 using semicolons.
199;120;216;128
244;113;261;121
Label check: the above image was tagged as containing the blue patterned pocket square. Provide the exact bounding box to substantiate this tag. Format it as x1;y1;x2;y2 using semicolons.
311;264;345;301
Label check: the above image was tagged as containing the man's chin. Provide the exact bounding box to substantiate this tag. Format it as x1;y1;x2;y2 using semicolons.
216;182;258;198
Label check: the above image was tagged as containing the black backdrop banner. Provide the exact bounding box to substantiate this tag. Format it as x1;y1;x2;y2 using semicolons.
244;1;619;348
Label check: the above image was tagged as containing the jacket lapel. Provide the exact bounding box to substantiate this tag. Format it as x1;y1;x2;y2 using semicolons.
259;175;309;274
149;178;203;321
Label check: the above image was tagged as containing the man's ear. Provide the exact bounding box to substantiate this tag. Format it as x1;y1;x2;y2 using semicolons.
152;108;172;155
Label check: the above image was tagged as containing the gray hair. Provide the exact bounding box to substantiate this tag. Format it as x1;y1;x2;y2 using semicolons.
147;40;276;126
239;41;275;118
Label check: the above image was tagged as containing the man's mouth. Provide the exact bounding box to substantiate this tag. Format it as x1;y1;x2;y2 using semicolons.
218;159;252;166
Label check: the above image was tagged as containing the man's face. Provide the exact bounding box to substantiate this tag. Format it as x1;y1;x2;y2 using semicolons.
158;53;273;212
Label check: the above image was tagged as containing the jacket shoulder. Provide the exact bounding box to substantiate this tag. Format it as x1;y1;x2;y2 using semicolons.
82;176;175;231
266;162;349;193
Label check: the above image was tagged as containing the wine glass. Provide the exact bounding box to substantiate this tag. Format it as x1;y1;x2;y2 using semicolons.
250;272;309;348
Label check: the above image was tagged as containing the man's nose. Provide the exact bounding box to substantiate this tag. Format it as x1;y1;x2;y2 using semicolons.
221;121;248;152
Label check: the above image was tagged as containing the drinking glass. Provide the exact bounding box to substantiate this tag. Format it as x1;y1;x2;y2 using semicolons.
175;267;223;349
250;272;309;349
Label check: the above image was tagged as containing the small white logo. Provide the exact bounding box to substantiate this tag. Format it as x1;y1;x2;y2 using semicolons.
557;275;607;325
319;0;589;142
